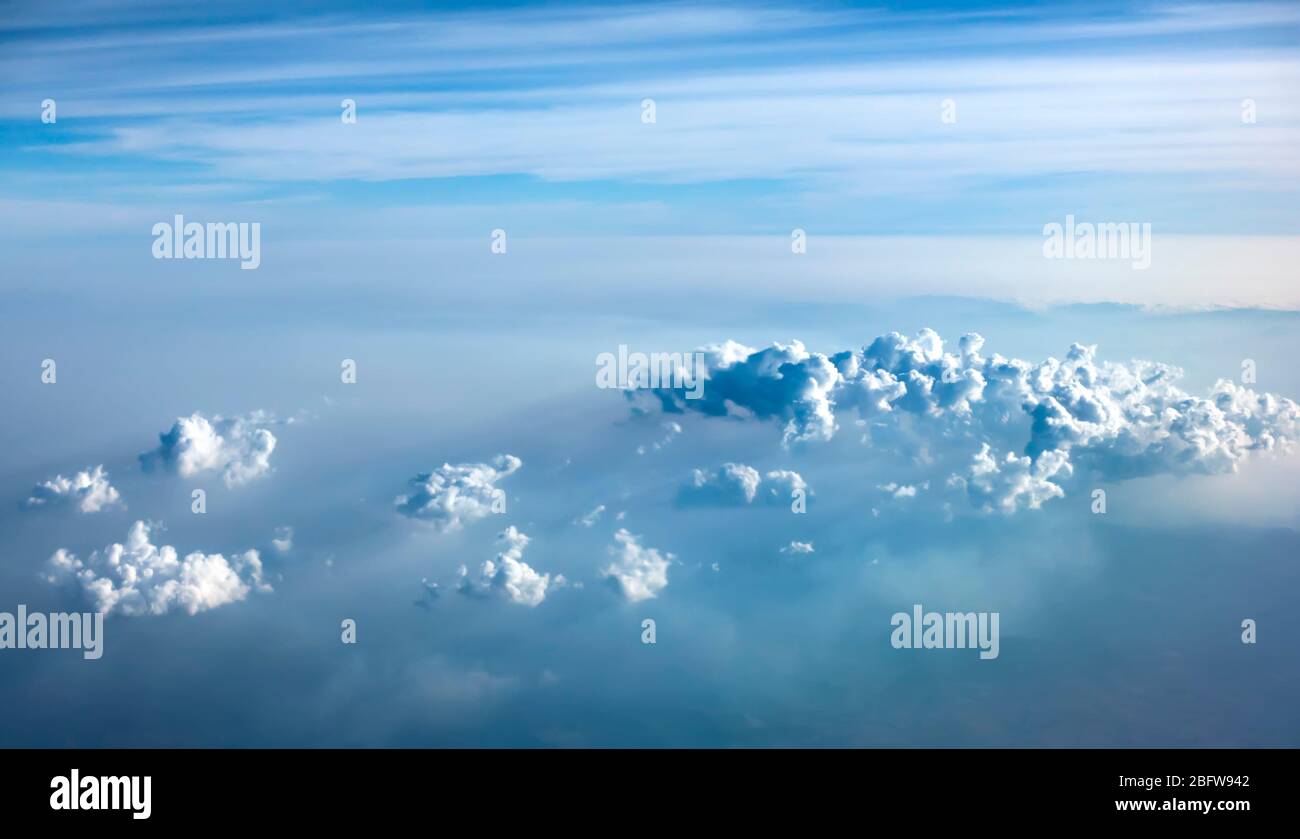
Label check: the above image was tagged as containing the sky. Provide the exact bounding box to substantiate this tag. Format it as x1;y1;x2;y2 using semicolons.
0;0;1298;746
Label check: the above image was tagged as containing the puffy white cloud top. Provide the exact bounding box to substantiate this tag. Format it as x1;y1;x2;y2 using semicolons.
642;329;1300;513
681;462;761;505
26;465;122;513
139;412;277;487
45;521;270;617
458;526;564;607
644;340;839;447
763;469;809;504
956;444;1071;514
602;529;673;602
394;455;521;532
677;463;808;507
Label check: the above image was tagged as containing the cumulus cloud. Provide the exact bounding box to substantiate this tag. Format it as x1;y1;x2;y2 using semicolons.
139;411;277;487
677;463;808;507
458;526;565;607
638;329;1300;513
44;520;270;617
602;529;673;602
394;455;520;532
877;481;928;499
780;540;815;555
953;444;1071;514
762;469;808;504
645;340;839;446
679;462;760;505
26;465;122;513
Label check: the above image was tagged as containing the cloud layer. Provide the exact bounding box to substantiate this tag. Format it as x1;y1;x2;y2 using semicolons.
13;4;1297;197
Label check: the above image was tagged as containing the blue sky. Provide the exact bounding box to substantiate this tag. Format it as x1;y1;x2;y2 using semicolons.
1;1;1299;746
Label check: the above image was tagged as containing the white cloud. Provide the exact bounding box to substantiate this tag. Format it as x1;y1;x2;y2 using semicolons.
677;463;808;507
762;469;808;504
877;481;928;499
394;455;520;532
679;462;761;505
576;504;605;527
139;411;277;487
662;340;840;447
642;329;1300;513
780;540;815;555
636;420;682;455
26;465;122;513
458;526;564;607
602;529;672;602
957;444;1072;514
44;520;270;617
271;525;293;553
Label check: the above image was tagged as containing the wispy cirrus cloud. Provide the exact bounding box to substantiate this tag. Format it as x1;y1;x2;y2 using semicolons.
3;2;1297;237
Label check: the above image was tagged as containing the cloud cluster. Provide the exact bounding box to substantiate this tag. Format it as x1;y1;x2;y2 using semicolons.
44;521;270;617
26;465;122;513
601;529;673;602
458;526;565;607
676;463;808;507
139;412;277;487
394;455;521;532
641;329;1300;513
